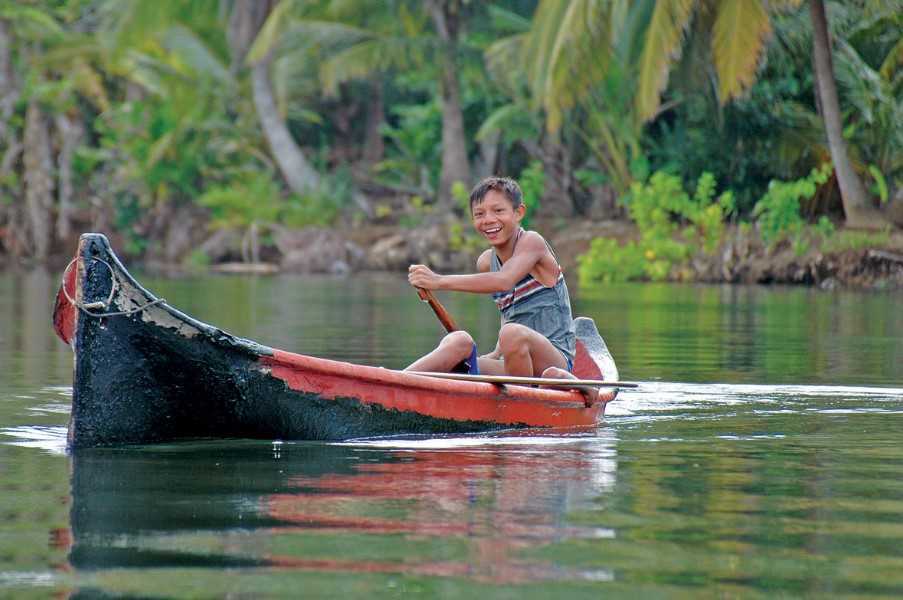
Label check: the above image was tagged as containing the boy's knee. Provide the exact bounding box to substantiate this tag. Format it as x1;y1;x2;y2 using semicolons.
442;331;474;356
498;323;529;355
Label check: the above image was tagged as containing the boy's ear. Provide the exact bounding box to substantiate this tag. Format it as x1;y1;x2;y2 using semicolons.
515;203;526;219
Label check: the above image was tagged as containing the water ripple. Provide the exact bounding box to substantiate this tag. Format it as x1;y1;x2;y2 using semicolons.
0;425;68;455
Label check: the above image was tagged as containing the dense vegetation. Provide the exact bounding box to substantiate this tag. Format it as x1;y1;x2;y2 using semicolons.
0;0;899;278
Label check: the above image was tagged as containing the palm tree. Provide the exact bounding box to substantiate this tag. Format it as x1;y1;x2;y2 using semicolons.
808;0;886;229
234;0;320;196
426;0;471;209
486;1;643;211
520;0;895;227
248;0;480;210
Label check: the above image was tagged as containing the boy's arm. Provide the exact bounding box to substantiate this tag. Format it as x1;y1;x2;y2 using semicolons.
409;234;547;293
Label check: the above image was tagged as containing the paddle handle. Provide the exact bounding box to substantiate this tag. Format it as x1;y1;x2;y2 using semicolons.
416;288;459;333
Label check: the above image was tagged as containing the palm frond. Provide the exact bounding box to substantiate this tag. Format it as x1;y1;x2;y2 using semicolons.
487;5;532;34
879;35;903;80
163;25;233;84
712;0;772;103
280;19;375;53
0;3;63;38
320;36;428;96
835;38;886;122
485;33;527;97
522;0;570;109
523;0;615;130
475;102;540;146
246;0;298;65
635;0;695;122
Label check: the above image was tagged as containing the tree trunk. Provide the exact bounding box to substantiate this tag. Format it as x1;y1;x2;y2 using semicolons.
362;77;385;165
429;1;470;210
55;112;83;241
227;0;273;70
809;0;887;229
24;99;54;261
233;0;320;196
474;130;499;180
537;134;573;218
0;19;15;142
0;19;17;252
251;59;320;195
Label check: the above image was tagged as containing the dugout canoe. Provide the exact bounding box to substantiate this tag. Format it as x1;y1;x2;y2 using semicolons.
53;233;621;449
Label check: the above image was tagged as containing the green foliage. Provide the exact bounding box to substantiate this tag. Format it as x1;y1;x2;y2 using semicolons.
282;171;353;228
866;165;889;203
185;248;211;271
577;238;647;284
199;174;281;229
447;220;484;255
397;194;435;229
752;163;832;247
374;102;442;196
518;160;544;230
578;171;733;284
3;0;899;268
820;228;891;254
451;182;470;214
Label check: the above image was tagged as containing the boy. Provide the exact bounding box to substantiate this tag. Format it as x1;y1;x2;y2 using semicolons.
406;176;583;390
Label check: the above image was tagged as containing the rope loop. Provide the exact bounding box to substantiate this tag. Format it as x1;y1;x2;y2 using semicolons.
61;257;166;318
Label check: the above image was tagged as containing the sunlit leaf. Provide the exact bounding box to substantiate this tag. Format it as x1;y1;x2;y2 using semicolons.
712;0;772;103
163;25;233;84
246;0;296;65
635;0;694;121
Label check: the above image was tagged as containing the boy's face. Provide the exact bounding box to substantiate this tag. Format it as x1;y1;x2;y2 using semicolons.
471;190;525;247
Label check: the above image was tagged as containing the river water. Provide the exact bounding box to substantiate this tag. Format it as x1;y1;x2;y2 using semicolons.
1;269;901;599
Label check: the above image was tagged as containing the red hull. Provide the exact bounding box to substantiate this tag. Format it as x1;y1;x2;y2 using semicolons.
263;349;611;430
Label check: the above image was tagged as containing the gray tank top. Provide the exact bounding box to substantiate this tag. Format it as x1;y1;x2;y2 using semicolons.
489;229;576;365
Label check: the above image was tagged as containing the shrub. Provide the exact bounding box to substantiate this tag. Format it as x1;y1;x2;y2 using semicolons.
821;229;890;254
518;160;544;229
578;171;732;284
752;163;832;247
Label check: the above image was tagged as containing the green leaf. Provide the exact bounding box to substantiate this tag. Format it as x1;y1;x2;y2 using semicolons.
246;0;296;65
635;0;694;121
712;0;772;103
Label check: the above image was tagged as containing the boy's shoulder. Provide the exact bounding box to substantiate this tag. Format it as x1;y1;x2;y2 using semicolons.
476;248;493;272
515;230;550;253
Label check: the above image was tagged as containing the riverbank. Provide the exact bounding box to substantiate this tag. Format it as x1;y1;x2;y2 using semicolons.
3;218;902;290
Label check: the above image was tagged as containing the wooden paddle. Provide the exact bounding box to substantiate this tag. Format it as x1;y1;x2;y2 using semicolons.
409;371;638;388
416;287;459;332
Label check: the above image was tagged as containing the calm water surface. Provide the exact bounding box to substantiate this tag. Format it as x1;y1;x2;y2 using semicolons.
1;270;901;599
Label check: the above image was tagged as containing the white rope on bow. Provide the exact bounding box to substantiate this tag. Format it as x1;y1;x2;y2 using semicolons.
61;257;166;318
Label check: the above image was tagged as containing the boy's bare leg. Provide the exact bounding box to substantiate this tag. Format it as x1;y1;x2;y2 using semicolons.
405;331;475;372
497;323;568;376
476;356;506;375
541;366;600;407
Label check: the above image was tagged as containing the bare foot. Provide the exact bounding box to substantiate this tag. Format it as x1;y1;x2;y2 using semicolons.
541;366;599;407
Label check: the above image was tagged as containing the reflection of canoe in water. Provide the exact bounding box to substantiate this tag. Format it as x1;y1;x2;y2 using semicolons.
53;233;621;448
66;438;617;581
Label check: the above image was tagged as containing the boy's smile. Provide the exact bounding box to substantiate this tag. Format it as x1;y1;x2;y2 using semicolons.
471;190;525;249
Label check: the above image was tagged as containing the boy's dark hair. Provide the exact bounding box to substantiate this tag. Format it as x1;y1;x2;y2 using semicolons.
469;176;523;210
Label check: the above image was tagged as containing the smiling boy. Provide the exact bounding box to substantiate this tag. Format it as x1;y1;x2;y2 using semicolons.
406;176;579;384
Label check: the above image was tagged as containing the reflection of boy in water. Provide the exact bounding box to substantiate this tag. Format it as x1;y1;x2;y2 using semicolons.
405;177;594;402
